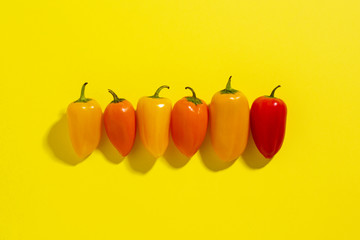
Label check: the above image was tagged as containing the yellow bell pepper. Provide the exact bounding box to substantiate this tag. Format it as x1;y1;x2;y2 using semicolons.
67;82;102;159
136;85;172;158
210;76;250;161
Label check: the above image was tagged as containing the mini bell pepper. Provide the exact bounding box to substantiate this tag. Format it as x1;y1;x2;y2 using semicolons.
67;82;102;159
136;85;172;158
103;89;136;157
250;85;287;158
170;87;208;158
209;76;250;161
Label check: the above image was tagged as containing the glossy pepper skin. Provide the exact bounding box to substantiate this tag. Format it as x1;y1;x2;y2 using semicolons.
209;76;250;161
103;90;136;157
67;82;102;159
171;87;208;158
250;85;287;159
137;85;172;158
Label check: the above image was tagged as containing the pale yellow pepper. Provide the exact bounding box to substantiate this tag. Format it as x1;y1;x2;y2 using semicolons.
136;85;172;158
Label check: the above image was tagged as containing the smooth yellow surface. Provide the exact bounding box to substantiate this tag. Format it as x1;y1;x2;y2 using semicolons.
67;99;102;159
1;0;359;239
210;90;250;161
136;96;172;158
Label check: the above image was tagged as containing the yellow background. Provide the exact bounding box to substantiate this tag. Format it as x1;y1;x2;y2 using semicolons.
1;0;360;239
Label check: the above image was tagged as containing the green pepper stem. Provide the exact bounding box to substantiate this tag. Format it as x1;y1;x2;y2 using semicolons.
79;82;88;101
185;86;197;99
225;76;232;90
108;89;125;103
220;76;238;94
185;86;202;105
74;82;91;103
150;85;170;98
270;85;281;98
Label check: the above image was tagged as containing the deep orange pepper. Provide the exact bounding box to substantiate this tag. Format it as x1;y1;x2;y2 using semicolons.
136;85;172;158
104;89;136;157
209;76;250;161
171;87;208;157
67;82;102;159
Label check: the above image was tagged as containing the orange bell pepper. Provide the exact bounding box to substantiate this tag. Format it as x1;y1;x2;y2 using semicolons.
209;76;250;161
171;87;208;157
136;85;172;158
67;82;102;159
104;89;136;157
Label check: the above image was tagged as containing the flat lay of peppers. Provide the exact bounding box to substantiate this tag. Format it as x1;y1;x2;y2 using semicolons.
67;78;287;162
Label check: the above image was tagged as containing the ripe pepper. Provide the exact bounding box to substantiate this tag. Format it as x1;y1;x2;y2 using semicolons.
209;76;250;161
67;82;102;159
250;85;287;158
136;85;172;158
170;87;208;158
103;89;136;157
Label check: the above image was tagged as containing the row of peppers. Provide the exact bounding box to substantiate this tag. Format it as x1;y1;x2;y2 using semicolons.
67;77;287;161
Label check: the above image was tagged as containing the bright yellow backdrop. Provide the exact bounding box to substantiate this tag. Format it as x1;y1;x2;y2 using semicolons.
1;0;360;239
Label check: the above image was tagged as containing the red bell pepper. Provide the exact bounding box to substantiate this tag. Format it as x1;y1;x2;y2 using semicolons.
250;85;287;159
